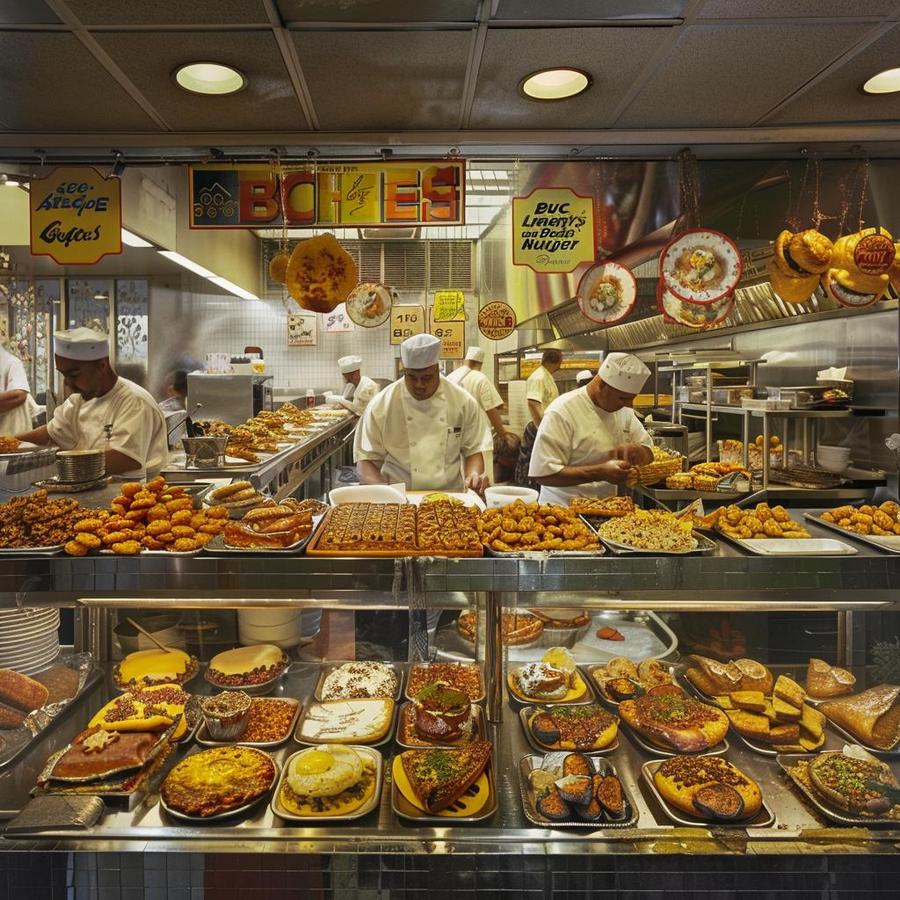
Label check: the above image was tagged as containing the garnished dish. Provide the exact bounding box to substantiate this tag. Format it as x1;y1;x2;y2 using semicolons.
818;501;900;538
819;684;900;752
598;509;698;553
477;501;600;553
276;745;380;819
113;648;199;692
319;662;399;701
619;685;729;753
659;283;735;329
576;261;637;325
651;755;762;822
524;703;619;752
589;657;675;706
806;657;856;699
205;644;289;691
457;609;544;646
568;496;634;518
508;648;589;704
660;229;742;304
90;683;197;742
407;663;483;702
297;698;395;745
160;746;277;819
716;503;811;540
392;741;493;818
398;682;480;747
345;282;393;327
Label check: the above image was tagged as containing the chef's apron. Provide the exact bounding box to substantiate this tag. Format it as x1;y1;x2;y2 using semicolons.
454;368;494;484
0;398;34;436
398;387;465;492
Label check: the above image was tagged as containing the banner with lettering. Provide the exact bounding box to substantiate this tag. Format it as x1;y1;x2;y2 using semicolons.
511;188;595;273
29;166;122;265
190;161;465;229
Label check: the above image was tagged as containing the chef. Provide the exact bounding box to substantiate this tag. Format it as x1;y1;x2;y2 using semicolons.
0;344;34;435
529;352;654;505
329;355;379;417
356;333;492;492
525;348;562;426
17;327;169;477
447;346;509;482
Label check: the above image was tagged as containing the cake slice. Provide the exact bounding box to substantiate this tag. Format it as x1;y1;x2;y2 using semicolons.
400;741;491;814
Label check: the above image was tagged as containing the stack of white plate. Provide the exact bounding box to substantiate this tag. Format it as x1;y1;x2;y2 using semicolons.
0;608;60;675
238;609;302;649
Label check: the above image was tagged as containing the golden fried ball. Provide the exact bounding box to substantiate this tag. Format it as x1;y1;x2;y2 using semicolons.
166;498;193;513
205;506;228;519
146;519;172;536
171;525;195;539
111;541;142;555
170;509;193;526
121;483;143;497
64;540;89;557
75;532;102;549
146;504;170;522
142;536;165;550
172;538;200;552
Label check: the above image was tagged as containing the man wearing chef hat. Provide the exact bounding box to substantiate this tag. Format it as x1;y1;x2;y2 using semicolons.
328;355;380;418
447;346;510;484
16;327;168;477
529;352;653;505
356;333;492;492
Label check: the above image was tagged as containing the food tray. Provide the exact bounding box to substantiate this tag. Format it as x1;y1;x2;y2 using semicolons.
518;706;619;756
33;476;109;493
390;753;497;824
405;662;485;704
586;663;679;710
641;759;775;828
271;746;383;823
0;545;65;556
805;511;900;555
584;519;718;556
518;754;637;828
619;718;728;758
314;663;404;703
204;657;291;697
100;547;204;557
202;529;315;555
396;702;484;750
715;531;856;556
776;753;900;827
195;697;301;748
506;667;595;707
293;699;398;748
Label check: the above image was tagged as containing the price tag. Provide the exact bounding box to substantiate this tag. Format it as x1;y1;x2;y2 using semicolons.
390;305;425;345
324;304;354;333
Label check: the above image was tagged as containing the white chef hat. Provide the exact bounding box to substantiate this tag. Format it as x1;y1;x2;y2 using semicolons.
400;333;441;369
598;352;650;393
54;327;110;361
337;355;362;374
576;369;593;385
465;346;485;363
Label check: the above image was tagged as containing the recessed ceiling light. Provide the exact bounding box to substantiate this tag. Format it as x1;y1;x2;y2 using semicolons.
862;67;900;94
520;68;591;101
174;62;246;96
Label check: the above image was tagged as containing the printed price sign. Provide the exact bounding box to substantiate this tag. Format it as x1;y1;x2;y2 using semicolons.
478;301;516;340
288;313;317;347
390;305;425;345
429;318;465;360
432;290;466;321
324;304;354;333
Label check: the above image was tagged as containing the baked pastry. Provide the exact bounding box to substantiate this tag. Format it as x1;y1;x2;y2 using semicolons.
398;741;491;814
653;755;762;821
320;662;398;700
510;648;582;702
0;668;49;712
820;684;900;750
205;644;287;689
50;727;165;781
619;687;728;752
285;233;358;314
407;663;483;701
298;698;393;744
114;648;198;691
412;683;475;744
280;745;377;817
89;684;194;741
808;750;900;816
456;610;543;646
568;496;634;517
526;609;590;629
806;657;856;698
527;703;618;751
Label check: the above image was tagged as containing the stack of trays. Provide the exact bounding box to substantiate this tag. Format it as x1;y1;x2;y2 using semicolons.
55;449;105;484
238;609;302;649
0;608;60;674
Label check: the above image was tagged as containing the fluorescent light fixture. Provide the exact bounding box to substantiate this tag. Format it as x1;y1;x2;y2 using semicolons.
174;62;246;95
208;275;259;301
121;228;153;248
158;250;215;278
520;68;591;101
862;67;900;94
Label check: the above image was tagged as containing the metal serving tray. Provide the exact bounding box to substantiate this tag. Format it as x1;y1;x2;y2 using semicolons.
396;702;484;750
517;706;619;756
484;545;605;559
716;531;857;556
805;510;900;555
506;667;595;708
619;718;728;758
641;758;775;828
293;698;398;748
0;544;64;556
195;697;301;748
405;662;485;704
583;518;718;556
202;529;314;555
314;662;404;703
518;754;637;828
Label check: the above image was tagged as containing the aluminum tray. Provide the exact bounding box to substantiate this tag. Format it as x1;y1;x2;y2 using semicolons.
314;662;404;703
294;698;398;748
195;697;301;748
271;746;383;823
805;511;900;555
484;545;605;559
396;702;484;750
405;662;485;704
202;529;314;555
776;753;900;827
506;667;595;708
518;754;637;828
0;544;64;556
517;706;619;756
583;518;718;556
620;718;728;758
716;531;856;556
641;758;775;828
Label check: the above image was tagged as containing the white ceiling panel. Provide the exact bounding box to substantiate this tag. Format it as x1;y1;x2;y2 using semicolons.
699;0;897;18
93;30;308;131
64;0;270;26
292;30;470;129
470;27;671;129
767;23;900;124
616;22;872;127
0;0;58;24
494;0;689;20
277;0;479;23
0;33;158;130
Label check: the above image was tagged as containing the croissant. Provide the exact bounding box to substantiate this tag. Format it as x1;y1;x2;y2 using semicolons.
820;684;900;750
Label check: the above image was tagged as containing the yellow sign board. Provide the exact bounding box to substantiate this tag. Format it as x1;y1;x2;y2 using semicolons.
30;166;122;265
390;305;425;345
512;187;595;274
432;290;466;321
429;315;465;360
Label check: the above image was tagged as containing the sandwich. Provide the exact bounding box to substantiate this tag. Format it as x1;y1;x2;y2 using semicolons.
398;741;492;814
769;229;834;305
821;227;894;308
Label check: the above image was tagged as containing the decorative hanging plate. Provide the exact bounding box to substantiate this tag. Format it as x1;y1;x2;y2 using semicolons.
345;282;393;327
659;228;742;305
576;261;637;325
658;280;734;329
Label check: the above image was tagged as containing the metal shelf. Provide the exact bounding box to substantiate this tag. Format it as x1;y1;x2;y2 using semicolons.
678;403;885;418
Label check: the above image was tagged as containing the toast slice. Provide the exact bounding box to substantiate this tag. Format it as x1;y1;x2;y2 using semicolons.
773;697;802;722
400;741;491;814
726;709;770;742
714;695;734;710
730;690;767;713
761;700;779;722
799;733;826;752
767;722;800;744
773;674;806;708
799;704;826;741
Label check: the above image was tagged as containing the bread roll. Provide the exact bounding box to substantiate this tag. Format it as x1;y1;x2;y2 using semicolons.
0;668;49;712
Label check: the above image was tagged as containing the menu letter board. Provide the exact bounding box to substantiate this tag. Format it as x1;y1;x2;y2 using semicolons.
512;188;595;273
390;305;425;345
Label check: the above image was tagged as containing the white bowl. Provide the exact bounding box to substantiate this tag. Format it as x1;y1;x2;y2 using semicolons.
329;484;406;505
817;444;851;457
237;609;301;628
484;485;539;509
817;458;850;474
237;630;300;650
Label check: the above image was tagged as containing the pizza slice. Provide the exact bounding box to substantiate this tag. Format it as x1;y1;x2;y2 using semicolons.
399;741;491;814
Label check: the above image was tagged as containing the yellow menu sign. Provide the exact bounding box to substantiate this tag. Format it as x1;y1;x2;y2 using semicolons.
29;166;122;265
390;305;425;345
512;187;595;273
429;316;465;360
432;290;466;321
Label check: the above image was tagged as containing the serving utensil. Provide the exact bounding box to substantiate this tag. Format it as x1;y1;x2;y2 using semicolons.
126;617;175;654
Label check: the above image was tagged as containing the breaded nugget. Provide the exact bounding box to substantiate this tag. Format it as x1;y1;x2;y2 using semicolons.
166;498;192;513
120;483;142;497
204;506;228;519
146;504;170;522
156;532;175;544
171;525;195;539
172;538;200;552
111;540;142;556
142;536;165;550
146;519;172;536
74;518;104;533
64;540;88;557
101;531;131;545
170;509;193;526
75;532;102;549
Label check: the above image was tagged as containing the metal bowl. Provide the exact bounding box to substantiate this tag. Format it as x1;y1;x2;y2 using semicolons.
56;449;105;483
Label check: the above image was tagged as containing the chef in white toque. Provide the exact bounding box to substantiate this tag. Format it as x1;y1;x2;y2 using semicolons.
329;354;379;417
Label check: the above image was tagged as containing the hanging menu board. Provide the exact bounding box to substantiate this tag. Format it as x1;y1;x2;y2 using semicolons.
511;187;595;273
390;305;425;345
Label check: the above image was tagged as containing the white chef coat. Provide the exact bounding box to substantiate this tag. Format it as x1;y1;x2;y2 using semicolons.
0;346;34;435
529;386;653;506
525;364;559;410
47;377;169;477
356;376;492;491
338;374;379;418
447;365;503;484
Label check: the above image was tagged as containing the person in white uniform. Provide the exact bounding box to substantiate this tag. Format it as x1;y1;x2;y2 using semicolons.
529;352;654;506
17;327;169;477
447;346;510;483
329;355;379;418
0;344;34;435
356;333;492;493
525;348;562;426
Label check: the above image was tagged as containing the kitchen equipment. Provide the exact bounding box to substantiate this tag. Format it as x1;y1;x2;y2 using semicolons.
484;485;539;508
766;385;849;409
182;436;228;468
645;423;689;458
187;373;273;426
55;449;105;484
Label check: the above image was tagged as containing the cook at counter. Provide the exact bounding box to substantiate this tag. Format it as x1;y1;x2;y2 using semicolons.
525;348;562;426
529;352;653;505
328;355;379;417
16;327;168;477
355;333;492;493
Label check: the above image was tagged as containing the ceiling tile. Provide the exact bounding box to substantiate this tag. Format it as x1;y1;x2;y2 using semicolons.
278;0;479;23
92;30;308;131
616;22;872;128
767;23;900;124
494;0;688;20
699;0;896;18
65;0;269;25
0;33;158;130
469;27;671;129
0;0;59;24
291;30;469;129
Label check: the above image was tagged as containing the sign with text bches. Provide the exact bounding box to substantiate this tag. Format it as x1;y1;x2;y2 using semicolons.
512;187;595;274
428;311;465;360
29;166;122;265
390;305;425;345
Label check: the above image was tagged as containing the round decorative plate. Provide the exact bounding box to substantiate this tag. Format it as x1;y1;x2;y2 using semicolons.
658;280;735;329
576;261;637;325
659;228;742;305
345;282;393;327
